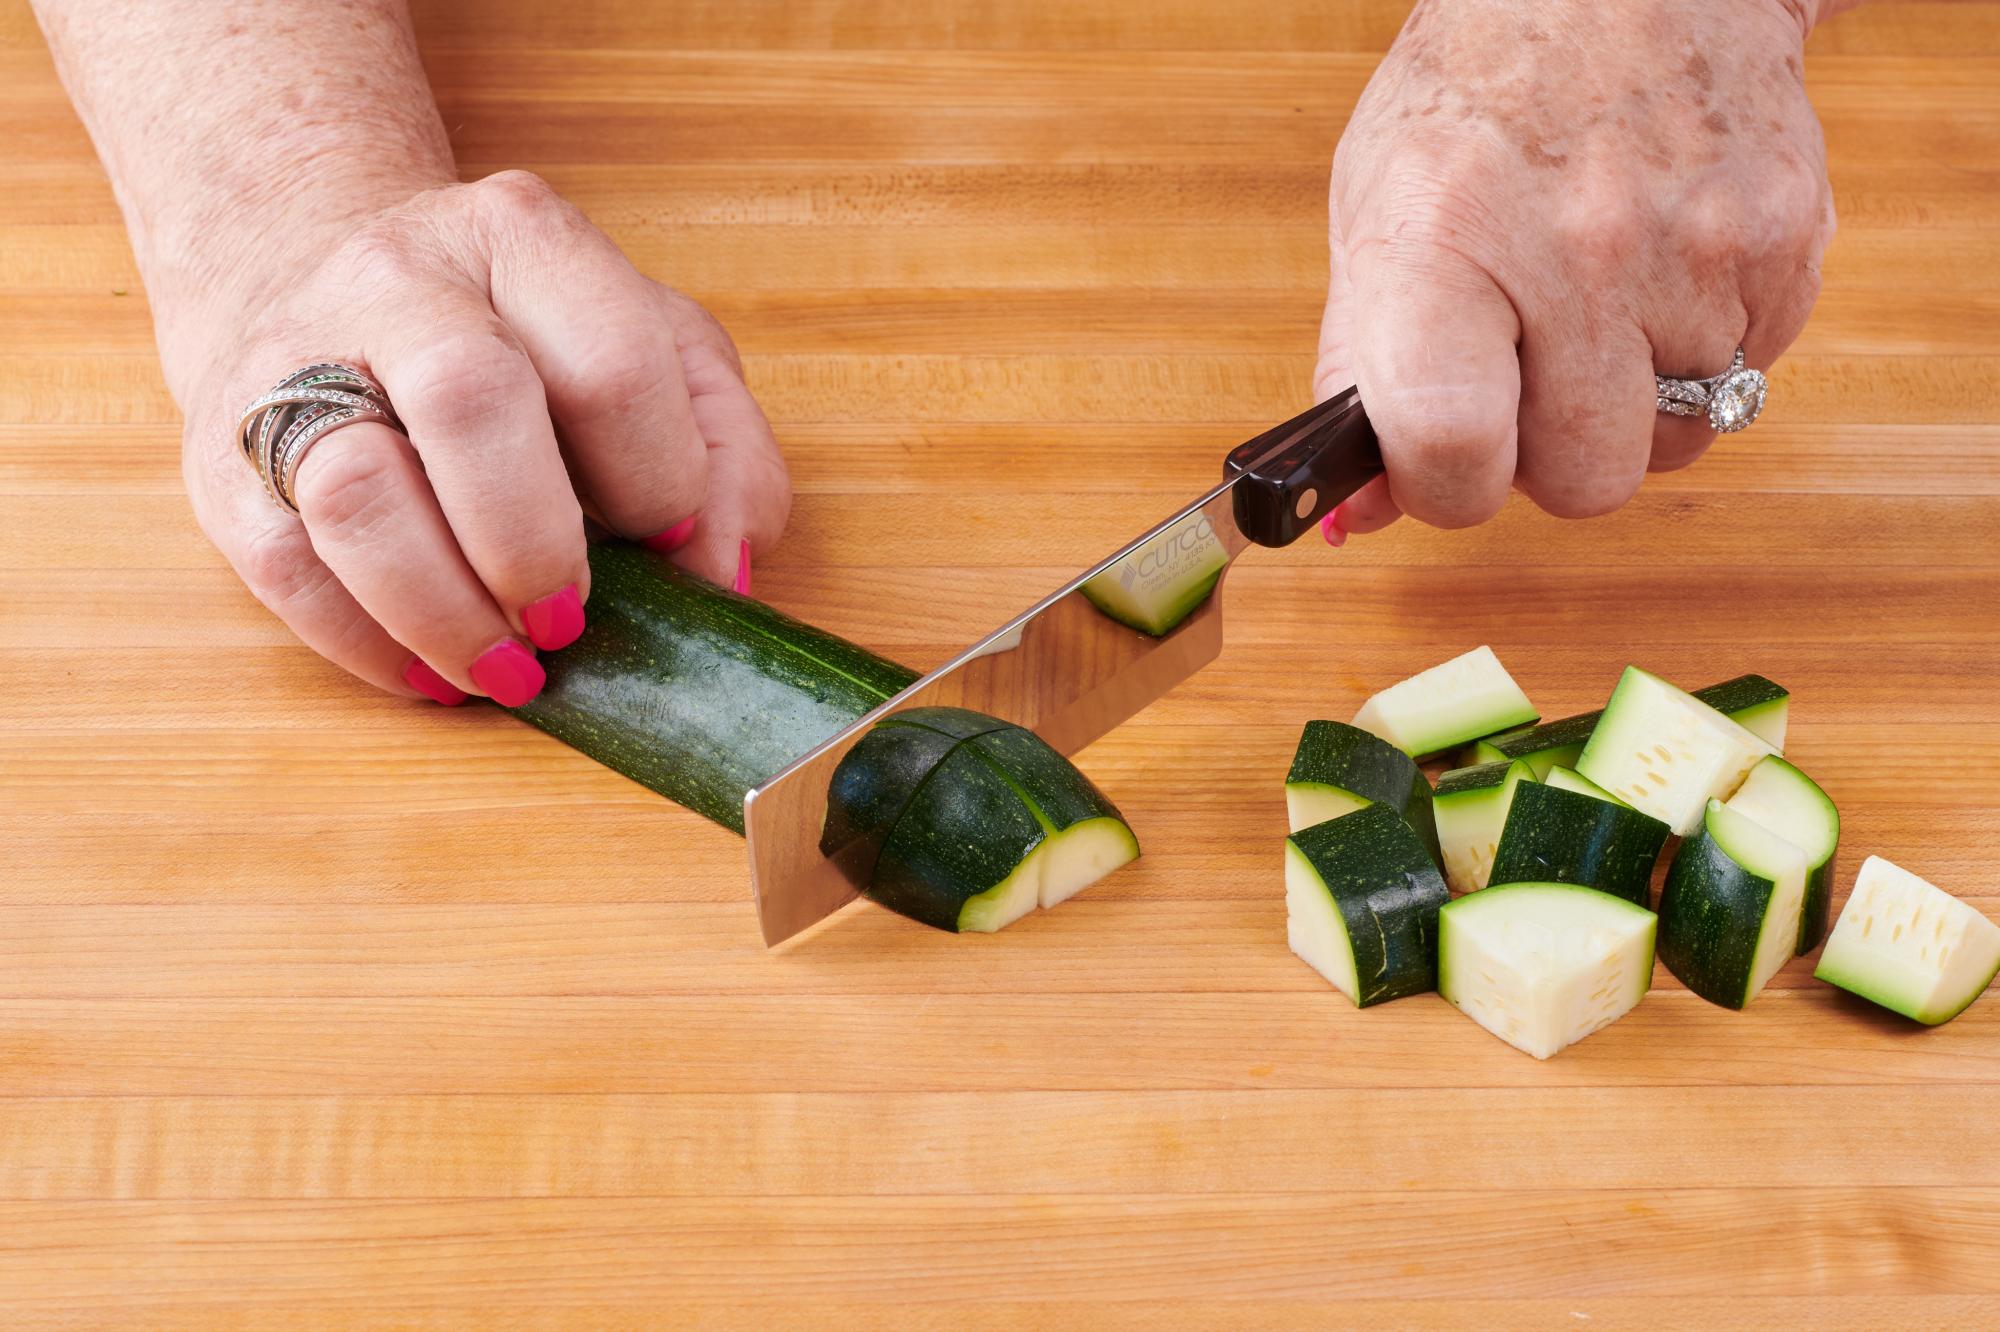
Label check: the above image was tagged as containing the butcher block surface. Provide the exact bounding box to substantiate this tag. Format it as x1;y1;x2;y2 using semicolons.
4;1;1999;1325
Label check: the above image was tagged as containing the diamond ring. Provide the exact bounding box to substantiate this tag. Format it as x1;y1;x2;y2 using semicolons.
1656;347;1767;434
236;362;402;514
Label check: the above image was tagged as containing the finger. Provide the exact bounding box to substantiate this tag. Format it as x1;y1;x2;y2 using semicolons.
1315;212;1402;542
667;341;790;594
365;283;590;650
191;445;460;703
477;172;708;544
1345;237;1520;529
290;419;546;706
1515;301;1656;518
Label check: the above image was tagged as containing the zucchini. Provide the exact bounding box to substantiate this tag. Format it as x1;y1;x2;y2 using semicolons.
518;544;1138;932
1815;856;2000;1025
1657;799;1807;1008
866;727;1139;932
1438;882;1657;1060
1285;801;1449;1006
1468;673;1790;773
515;543;916;832
1576;667;1775;836
1433;759;1536;894
1078;510;1228;636
1351;646;1538;759
1468;712;1596;778
1544;765;1627;807
1285;720;1441;864
1487;781;1670;907
1724;756;1839;954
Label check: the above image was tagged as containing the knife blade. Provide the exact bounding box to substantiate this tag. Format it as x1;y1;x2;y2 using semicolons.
743;387;1381;946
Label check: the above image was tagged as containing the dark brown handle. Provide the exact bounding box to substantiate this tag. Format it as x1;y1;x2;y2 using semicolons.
1223;388;1381;547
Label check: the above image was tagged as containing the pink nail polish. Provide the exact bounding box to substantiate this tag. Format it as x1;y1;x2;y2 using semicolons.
643;515;698;553
403;657;468;707
1320;508;1348;548
733;539;752;595
470;639;546;707
522;583;585;651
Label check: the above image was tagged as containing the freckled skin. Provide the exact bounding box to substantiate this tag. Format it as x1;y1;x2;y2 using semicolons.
1319;0;1838;529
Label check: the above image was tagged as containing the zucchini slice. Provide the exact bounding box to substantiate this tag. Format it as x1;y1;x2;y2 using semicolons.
1657;799;1808;1008
1433;759;1536;894
1468;712;1596;778
1814;856;2000;1025
1285;802;1450;1007
1695;673;1790;750
1078;510;1227;636
1724;756;1840;954
1351;646;1538;759
821;709;1017;883
866;725;1140;932
1285;720;1441;863
1438;882;1658;1060
1576;667;1775;836
1467;673;1790;773
1544;765;1628;807
1488;780;1670;907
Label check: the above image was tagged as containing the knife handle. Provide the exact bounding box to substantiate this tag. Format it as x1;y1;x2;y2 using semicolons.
1223;388;1382;548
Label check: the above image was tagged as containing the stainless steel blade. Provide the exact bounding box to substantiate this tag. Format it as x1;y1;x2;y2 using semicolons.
743;474;1252;946
742;389;1378;947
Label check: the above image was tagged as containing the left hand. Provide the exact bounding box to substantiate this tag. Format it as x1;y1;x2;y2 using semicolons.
1316;0;1835;537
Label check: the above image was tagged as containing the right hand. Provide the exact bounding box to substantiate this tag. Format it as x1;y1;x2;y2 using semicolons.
178;170;789;707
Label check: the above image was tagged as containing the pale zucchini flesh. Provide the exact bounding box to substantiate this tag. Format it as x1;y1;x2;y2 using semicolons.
1351;645;1538;759
1724;755;1839;954
1544;765;1628;808
1439;882;1658;1060
1577;667;1775;836
1815;856;2000;1025
1433;759;1536;895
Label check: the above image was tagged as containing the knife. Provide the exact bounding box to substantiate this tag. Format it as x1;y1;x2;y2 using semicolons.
743;388;1382;946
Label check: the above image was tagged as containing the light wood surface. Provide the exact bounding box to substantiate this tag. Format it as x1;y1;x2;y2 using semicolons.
4;1;1999;1325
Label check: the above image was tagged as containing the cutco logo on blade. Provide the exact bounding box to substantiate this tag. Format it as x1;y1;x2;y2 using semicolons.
1120;514;1218;589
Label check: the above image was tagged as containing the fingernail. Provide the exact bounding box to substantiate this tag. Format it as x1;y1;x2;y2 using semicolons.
522;583;585;651
470;639;546;707
1320;508;1348;548
403;657;468;707
642;515;698;553
733;539;752;595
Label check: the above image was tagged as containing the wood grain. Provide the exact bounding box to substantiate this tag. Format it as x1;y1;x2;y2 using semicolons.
4;0;1999;1322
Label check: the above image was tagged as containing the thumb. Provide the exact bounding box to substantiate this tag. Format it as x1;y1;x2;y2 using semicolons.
1345;234;1522;530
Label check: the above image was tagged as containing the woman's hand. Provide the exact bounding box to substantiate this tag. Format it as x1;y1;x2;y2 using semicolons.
1317;0;1836;537
180;172;787;706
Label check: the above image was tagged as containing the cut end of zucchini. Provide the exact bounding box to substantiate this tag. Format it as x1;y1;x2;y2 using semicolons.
955;858;1044;933
1285;783;1371;834
1706;800;1809;1002
1544;765;1628;808
1439;883;1657;1060
1815;856;2000;1025
1577;666;1775;836
1351;646;1538;759
1725;755;1839;955
1285;840;1362;1003
1433;759;1536;895
1037;817;1141;910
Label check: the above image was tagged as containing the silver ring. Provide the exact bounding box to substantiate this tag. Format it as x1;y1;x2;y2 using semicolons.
1656;347;1768;434
236;362;401;513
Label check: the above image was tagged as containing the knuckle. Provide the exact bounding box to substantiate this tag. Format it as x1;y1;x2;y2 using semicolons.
1527;471;1642;519
235;522;333;611
1375;387;1512;528
402;329;539;426
294;433;408;539
1553;190;1646;273
472;169;560;220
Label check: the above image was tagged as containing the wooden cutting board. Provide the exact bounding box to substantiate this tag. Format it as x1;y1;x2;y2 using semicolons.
4;1;1998;1324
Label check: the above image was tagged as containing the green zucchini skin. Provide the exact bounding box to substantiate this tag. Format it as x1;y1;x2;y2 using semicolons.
1287;802;1450;1006
1488;781;1670;907
968;726;1125;831
1287;721;1441;865
1470;712;1597;777
820;721;967;884
870;743;1049;931
513;543;918;832
1656;829;1775;1009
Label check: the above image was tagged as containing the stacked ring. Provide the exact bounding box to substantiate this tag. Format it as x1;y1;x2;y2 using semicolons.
236;362;402;513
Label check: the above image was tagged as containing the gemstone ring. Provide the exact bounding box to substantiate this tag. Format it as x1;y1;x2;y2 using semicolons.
236;362;402;513
1656;347;1767;434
